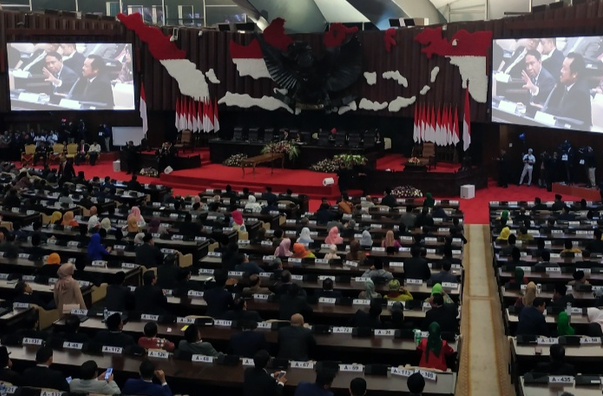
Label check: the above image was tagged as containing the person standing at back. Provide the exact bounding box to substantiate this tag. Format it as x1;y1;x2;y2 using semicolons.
243;350;286;396
293;369;336;396
277;314;316;361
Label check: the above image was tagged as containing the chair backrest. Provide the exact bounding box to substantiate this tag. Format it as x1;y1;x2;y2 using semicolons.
52;143;64;153
67;143;78;154
181;130;192;144
178;251;193;268
423;142;435;157
24;144;36;154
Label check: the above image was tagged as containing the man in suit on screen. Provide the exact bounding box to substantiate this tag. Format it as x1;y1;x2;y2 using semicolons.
42;52;78;95
60;43;86;73
540;38;565;78
69;54;115;108
499;38;541;78
543;52;592;129
521;49;556;106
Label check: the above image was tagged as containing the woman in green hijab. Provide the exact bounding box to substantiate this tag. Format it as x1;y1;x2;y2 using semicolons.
423;193;435;208
557;312;575;336
500;210;509;221
426;283;454;304
417;322;454;370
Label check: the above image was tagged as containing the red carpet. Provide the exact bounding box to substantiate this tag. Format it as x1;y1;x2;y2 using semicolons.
376;154;460;173
47;156;589;225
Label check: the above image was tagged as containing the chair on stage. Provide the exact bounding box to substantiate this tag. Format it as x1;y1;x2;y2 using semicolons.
175;129;194;152
65;143;78;160
21;144;36;166
49;143;64;163
418;142;437;169
233;127;244;141
248;127;259;142
264;128;275;142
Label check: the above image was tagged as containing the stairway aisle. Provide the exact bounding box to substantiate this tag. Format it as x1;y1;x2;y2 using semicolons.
456;225;514;396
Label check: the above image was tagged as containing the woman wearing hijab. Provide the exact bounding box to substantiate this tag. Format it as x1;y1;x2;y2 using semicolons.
53;263;86;313
423;193;435;209
325;226;343;245
230;210;247;235
100;218;112;231
297;227;314;245
50;211;63;225
506;267;528;288
587;307;603;335
244;195;262;213
427;283;454;305
292;243;315;259
129;206;146;227
37;252;62;277
346;240;367;263
61;211;78;227
274;238;293;257
417;322;454;371
499;210;509;221
359;230;373;248
358;279;381;299
134;232;145;245
515;281;537;308
381;230;401;248
87;233;112;261
385;279;413;301
147;217;167;234
324;245;339;260
124;217;140;234
497;227;511;242
557;312;575;336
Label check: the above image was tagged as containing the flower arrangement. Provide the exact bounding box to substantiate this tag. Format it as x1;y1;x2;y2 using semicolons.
333;154;367;169
139;167;159;177
309;158;339;173
261;141;300;160
392;185;423;198
407;157;422;166
223;153;248;167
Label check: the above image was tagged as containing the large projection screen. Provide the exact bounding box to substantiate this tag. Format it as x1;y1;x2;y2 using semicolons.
491;36;603;132
112;126;145;146
7;43;135;111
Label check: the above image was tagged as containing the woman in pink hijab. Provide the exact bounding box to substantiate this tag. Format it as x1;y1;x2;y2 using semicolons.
274;238;293;257
325;226;343;245
53;263;86;313
230;210;247;234
128;206;146;227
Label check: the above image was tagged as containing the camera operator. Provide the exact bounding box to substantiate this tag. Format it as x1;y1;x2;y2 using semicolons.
519;148;536;187
558;140;574;184
538;151;548;188
578;146;596;188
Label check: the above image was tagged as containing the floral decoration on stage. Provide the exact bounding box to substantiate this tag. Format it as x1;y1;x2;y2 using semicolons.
309;154;368;173
139;167;159;177
222;153;248;167
309;158;339;173
261;141;300;160
392;185;423;198
407;157;422;166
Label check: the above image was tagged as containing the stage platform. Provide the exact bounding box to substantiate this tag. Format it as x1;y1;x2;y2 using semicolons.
119;149;202;172
209;139;383;169
552;182;601;200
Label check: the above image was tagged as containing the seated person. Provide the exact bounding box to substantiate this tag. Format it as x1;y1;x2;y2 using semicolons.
177;324;223;357
93;312;135;347
22;346;69;391
314;278;342;299
532;344;576;376
560;240;581;256
384;279;413;301
15;310;47;341
222;297;263;323
69;360;121;395
234;253;264;275
156;254;180;290
241;274;271;296
105;271;134;312
13;280;49;309
123;359;173;396
348;299;382;329
404;246;431;281
203;271;234;318
228;320;269;358
516;297;548;336
135;271;168;315
53;314;90;343
0;346;23;386
549;282;574;308
277;313;316;361
430;262;459;284
417;322;455;371
362;258;394;280
423;293;458;333
279;283;313;320
138;321;175;352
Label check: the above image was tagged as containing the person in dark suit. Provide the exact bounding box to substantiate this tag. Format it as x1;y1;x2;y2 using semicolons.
549;283;575;308
380;188;397;208
68;54;115;108
223;297;263;323
243;350;286;396
544;52;592;128
156;142;177;173
541;38;565;78
122;359;173;396
53;314;90;343
404;246;431;281
93;312;135;348
42;52;78;95
532;344;576;376
178;213;200;236
278;283;312;320
314;278;342;299
135;234;164;267
229;321;270;358
13;280;49;308
588;229;603;253
156;254;180;290
18;44;60;75
277;314;316;361
0;346;23;386
261;187;278;203
422;294;458;333
430;262;459;284
135;271;168;315
203;271;234;318
348;299;382;329
516;297;549;336
105;271;134;312
294;369;336;396
22;346;69;391
499;38;540;78
521;49;556;106
60;44;86;74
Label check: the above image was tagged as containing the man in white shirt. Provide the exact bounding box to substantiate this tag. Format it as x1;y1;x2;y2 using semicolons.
69;360;121;395
88;141;102;165
519;148;536;186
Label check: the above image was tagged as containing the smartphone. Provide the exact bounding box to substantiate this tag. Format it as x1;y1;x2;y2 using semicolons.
277;371;286;379
66;376;72;384
105;367;113;380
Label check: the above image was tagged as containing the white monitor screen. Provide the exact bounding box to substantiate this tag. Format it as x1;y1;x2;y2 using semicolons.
7;42;134;111
491;36;603;132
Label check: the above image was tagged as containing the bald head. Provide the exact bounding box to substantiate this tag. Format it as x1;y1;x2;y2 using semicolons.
291;314;304;326
90;206;97;215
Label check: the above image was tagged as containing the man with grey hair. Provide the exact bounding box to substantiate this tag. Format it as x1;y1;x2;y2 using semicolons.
519;148;536;186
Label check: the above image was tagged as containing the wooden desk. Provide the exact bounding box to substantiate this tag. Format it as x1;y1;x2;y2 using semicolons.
241;153;284;178
0;279;93;308
20;242;137;261
0;209;40;226
5;345;457;396
519;376;603;396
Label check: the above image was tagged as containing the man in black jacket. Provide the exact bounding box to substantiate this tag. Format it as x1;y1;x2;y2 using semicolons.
22;346;69;391
348;299;382;329
423;294;457;333
533;344;576;376
261;187;277;204
277;314;316;361
93;312;135;348
549;283;575;308
135;234;164;267
404;246;431;281
243;350;286;396
229;321;270;358
134;271;168;315
203;271;234;318
105;271;134;312
380;188;397;208
516;297;549;336
0;346;23;386
278;283;312;320
68;54;115;109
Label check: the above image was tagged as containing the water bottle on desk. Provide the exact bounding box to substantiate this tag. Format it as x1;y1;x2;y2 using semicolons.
103;307;109;322
413;329;421;346
565;302;572;319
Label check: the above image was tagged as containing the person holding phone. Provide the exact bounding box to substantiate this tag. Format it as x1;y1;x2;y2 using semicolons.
243;350;286;396
69;360;121;395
